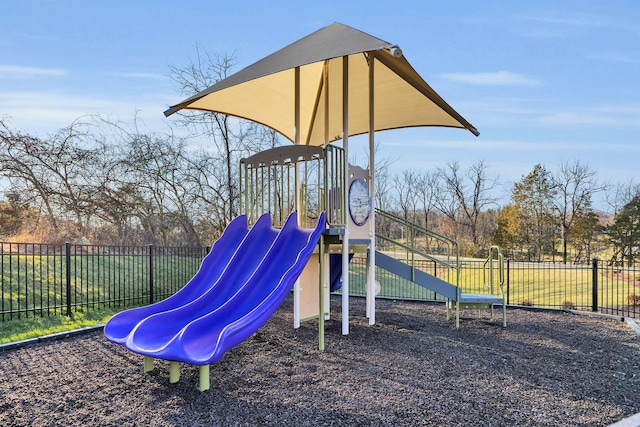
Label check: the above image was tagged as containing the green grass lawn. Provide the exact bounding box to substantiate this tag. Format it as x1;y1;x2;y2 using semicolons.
1;250;203;345
0;306;127;344
349;254;638;312
3;254;638;346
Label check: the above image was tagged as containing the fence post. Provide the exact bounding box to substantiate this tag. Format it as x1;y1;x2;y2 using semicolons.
592;258;598;312
65;242;72;317
506;259;510;305
149;245;154;305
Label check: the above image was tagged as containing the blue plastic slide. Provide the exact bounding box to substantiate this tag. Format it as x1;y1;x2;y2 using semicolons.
104;213;251;344
329;253;354;291
105;211;325;366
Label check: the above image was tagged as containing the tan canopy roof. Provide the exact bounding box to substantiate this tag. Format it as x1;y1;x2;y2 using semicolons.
164;22;479;145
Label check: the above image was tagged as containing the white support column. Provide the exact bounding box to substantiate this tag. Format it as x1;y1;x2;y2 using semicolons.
368;53;376;326
293;66;302;329
341;55;350;335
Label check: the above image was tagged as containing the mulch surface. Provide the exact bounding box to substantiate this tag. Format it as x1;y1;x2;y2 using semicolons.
1;296;639;426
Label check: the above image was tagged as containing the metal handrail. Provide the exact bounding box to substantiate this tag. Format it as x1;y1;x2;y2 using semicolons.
483;245;505;299
376;234;454;270
375;208;460;287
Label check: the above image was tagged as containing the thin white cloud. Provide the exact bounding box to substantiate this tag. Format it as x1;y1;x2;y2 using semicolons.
0;65;68;79
441;71;540;86
589;52;640;64
539;105;640;128
111;71;168;80
447;96;640;131
523;15;606;28
0;90;175;136
386;137;609;153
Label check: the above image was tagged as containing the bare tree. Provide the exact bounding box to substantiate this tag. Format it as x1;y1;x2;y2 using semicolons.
0;120;56;232
435;160;500;255
168;47;278;228
0;118;103;241
415;170;438;230
370;141;395;213
603;179;640;217
392;170;420;223
552;160;603;264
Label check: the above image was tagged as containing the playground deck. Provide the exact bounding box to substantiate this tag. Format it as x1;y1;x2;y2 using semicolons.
1;295;639;426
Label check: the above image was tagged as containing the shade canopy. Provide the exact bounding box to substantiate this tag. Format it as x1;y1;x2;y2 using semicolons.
164;22;479;145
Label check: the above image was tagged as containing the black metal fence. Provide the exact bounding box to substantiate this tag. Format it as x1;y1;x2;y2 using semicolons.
1;242;208;321
2;241;639;322
348;255;640;320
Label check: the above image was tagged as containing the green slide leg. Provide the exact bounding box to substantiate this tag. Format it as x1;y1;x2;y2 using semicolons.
144;356;154;373
169;361;180;383
199;365;210;391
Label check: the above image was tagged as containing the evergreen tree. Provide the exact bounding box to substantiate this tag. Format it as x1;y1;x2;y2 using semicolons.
607;195;640;266
511;164;558;261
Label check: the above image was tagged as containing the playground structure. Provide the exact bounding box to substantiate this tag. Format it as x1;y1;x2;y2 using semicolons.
239;143;507;338
104;142;506;390
104;22;506;390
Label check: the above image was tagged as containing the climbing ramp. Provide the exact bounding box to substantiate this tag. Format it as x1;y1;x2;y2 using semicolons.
374;209;506;328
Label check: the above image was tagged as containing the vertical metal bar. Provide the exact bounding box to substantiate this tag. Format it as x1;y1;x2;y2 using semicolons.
41;244;46;315
239;160;244;215
1;243;4;321
10;244;15;319
261;166;265;214
506;258;510;305
108;246;113;307
118;246;123;305
294;65;301;221
341;54;350;335
90;245;94;309
592;258;598;312
323;62;330;223
65;242;72;317
319;235;325;351
20;244;25;316
317;155;321;216
249;167;254;222
368;51;376;325
82;244;87;311
149;245;154;304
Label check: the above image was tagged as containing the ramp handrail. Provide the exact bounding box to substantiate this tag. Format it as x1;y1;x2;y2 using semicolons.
483;245;505;300
375;208;460;289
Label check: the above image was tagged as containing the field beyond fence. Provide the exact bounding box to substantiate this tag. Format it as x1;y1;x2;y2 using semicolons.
1;242;639;323
1;242;208;322
349;254;640;320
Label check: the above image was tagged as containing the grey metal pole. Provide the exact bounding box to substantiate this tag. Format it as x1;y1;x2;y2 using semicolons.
341;55;350;335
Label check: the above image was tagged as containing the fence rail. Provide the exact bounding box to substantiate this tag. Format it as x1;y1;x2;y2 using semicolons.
1;242;208;321
2;241;639;323
347;254;640;320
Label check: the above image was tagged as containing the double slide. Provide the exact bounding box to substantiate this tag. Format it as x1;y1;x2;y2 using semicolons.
104;211;325;365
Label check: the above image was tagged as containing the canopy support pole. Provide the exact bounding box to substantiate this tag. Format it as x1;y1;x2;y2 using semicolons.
293;66;302;329
342;55;350;336
368;54;376;326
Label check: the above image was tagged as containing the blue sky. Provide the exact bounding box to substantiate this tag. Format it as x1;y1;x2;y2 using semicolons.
2;1;639;199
